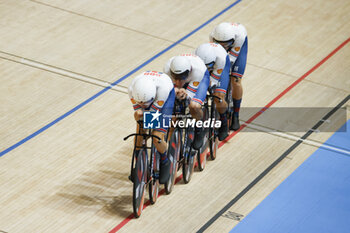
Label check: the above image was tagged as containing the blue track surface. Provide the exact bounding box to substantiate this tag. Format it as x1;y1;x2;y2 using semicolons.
231;119;350;233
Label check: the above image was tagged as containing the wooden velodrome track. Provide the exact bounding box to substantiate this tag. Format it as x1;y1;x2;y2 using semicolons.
0;0;349;232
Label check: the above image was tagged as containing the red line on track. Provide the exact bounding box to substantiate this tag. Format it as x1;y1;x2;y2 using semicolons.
109;175;183;233
108;37;350;233
219;37;350;147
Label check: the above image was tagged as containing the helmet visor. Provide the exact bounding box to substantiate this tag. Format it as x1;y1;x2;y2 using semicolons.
170;70;190;80
135;98;154;108
213;38;235;50
206;61;215;72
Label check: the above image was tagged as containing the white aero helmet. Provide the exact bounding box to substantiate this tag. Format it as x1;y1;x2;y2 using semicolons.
170;56;191;80
212;22;236;42
132;75;156;105
212;22;236;51
195;43;216;66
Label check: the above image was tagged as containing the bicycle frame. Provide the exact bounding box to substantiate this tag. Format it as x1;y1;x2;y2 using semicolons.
124;121;161;179
205;86;223;160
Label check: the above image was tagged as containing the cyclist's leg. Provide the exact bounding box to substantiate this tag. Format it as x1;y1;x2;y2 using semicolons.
152;88;175;154
135;121;146;153
231;38;247;101
152;130;167;153
214;56;231;140
230;37;248;130
153;129;170;184
189;101;202;120
191;71;210;150
190;71;210;120
214;55;230;113
130;121;146;181
154;88;175;183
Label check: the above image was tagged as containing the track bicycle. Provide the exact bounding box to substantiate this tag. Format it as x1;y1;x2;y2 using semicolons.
124;121;162;218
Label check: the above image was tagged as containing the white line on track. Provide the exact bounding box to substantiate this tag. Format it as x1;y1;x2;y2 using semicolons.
0;51;129;94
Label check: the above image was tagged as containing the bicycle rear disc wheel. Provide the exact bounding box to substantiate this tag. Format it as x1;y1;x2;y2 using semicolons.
209;129;218;160
149;178;159;204
149;145;159;204
197;105;209;171
182;126;196;183
133;149;147;218
209;102;219;160
197;145;208;171
226;81;234;129
165;129;180;194
183;147;196;184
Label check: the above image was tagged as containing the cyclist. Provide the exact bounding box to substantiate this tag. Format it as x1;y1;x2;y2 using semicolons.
128;71;175;184
210;22;248;130
164;54;210;150
195;42;230;141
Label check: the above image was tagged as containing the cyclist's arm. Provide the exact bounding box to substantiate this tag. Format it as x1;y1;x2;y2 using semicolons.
210;56;225;87
228;34;245;64
191;72;210;106
186;80;199;100
150;93;168;112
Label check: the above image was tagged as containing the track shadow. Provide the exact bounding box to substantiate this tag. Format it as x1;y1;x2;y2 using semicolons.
97;194;132;217
46;152;135;219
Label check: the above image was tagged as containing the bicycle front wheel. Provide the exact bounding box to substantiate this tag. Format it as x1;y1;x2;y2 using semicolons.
133;149;147;218
165;128;181;194
209;101;219;160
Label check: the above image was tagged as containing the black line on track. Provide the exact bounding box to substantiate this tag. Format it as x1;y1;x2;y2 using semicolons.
197;94;350;232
